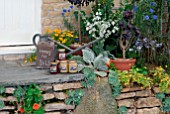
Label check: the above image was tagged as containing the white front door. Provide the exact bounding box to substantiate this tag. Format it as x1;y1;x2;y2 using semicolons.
0;0;42;46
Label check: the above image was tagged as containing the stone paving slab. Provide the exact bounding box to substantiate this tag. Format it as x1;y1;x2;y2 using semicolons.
0;61;84;86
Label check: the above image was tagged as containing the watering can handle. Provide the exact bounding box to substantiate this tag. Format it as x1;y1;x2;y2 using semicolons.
33;34;42;47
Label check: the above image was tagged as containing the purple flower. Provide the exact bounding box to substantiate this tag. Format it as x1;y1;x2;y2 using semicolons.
151;2;155;6
150;8;154;13
63;9;67;13
156;43;162;48
133;6;137;12
70;6;73;9
144;15;149;20
68;9;71;12
153;15;157;20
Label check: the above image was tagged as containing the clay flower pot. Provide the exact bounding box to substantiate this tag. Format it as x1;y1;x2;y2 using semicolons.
111;59;136;71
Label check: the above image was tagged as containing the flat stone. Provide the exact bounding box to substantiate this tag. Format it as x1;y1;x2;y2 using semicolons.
0;106;15;111
137;107;160;114
53;82;82;91
5;87;15;94
116;92;136;100
40;84;53;91
127;109;136;114
136;97;161;108
152;87;161;94
44;103;75;111
45;112;61;114
6;96;17;102
136;89;152;97
0;61;84;86
117;99;135;108
0;112;10;114
121;86;144;93
43;93;55;100
54;92;68;100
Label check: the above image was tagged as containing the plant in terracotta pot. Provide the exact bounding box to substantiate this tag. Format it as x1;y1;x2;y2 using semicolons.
112;10;141;71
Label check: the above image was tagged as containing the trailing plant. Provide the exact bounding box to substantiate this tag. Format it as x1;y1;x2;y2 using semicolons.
13;84;44;114
108;70;122;98
65;89;84;106
117;67;153;88
152;66;170;92
156;92;170;112
118;106;127;114
0;86;5;110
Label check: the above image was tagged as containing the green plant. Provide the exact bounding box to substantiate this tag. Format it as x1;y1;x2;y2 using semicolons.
152;66;170;92
13;86;25;102
117;67;153;88
118;106;127;114
22;84;44;114
108;70;122;98
156;92;170;112
0;86;5;110
65;89;84;106
70;47;111;88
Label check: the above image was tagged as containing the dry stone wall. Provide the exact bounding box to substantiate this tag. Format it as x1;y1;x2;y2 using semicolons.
0;82;165;114
116;86;163;114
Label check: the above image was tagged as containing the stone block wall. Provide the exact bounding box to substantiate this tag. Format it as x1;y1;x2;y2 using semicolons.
116;86;163;114
0;82;82;114
41;0;121;34
0;82;165;114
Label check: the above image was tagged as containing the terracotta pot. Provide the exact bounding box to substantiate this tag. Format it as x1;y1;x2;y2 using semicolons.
111;59;136;71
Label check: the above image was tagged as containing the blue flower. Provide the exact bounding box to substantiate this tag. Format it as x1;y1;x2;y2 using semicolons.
149;8;154;13
61;12;64;16
153;15;157;20
68;9;71;12
75;38;79;42
151;2;155;6
133;6;137;12
63;9;67;13
70;6;73;9
144;15;149;20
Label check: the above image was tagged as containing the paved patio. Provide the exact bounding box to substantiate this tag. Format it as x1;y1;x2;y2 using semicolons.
0;61;84;86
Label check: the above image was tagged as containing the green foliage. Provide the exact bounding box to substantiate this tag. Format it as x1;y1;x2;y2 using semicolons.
22;84;44;113
117;67;152;88
156;93;170;112
0;86;5;95
65;89;84;106
0;100;4;110
108;70;122;98
13;86;25;102
118;106;127;114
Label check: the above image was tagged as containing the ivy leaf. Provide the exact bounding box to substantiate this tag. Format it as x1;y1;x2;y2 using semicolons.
156;93;165;102
0;100;4;110
0;86;5;95
13;86;25;102
118;106;127;114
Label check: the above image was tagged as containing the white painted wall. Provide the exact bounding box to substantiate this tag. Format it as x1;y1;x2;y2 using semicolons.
0;0;41;54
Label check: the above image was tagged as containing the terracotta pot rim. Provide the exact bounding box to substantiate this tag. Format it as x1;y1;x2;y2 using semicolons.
111;58;136;63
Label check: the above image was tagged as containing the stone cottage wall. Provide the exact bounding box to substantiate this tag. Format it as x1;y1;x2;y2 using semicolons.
41;0;121;34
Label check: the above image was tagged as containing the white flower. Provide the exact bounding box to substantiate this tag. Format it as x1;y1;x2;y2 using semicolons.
111;21;115;25
112;29;115;33
96;12;99;16
114;26;119;31
86;27;89;31
89;30;92;34
92;33;96;37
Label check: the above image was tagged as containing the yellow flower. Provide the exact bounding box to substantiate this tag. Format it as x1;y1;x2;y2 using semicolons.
54;29;61;34
59;37;63;41
46;29;51;34
62;39;67;44
55;33;59;37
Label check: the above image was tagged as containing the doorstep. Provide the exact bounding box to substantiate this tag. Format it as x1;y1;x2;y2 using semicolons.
0;61;84;86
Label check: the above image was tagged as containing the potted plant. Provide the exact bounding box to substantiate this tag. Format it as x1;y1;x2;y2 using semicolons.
111;10;141;71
